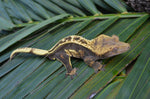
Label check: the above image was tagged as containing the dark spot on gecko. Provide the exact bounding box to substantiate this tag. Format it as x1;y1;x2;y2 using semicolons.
74;37;80;40
64;36;72;41
30;48;34;53
94;40;98;46
59;41;64;44
80;39;87;44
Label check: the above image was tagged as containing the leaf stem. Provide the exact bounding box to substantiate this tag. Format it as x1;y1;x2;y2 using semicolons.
15;21;40;27
14;13;149;28
68;13;149;21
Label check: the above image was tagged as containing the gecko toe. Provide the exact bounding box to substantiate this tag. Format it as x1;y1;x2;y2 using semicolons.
100;64;105;71
65;74;68;78
75;73;78;77
66;68;77;79
100;67;105;71
70;75;74;80
94;64;105;73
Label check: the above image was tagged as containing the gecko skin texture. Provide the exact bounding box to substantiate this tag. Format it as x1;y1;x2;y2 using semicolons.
10;34;130;79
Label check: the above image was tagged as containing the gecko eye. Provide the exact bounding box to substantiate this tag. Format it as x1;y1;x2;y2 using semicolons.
112;47;118;52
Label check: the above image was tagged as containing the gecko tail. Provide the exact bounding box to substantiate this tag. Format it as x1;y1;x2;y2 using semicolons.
10;47;49;60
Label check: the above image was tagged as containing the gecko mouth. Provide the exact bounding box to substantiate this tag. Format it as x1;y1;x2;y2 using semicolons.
118;43;130;53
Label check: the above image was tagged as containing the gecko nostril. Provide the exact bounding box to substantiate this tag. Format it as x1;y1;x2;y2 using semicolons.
128;46;130;49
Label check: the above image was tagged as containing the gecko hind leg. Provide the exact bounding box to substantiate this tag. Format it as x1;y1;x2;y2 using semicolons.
84;56;104;73
55;53;77;79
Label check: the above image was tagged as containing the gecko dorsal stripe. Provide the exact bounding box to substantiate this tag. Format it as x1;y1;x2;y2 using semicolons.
48;35;94;54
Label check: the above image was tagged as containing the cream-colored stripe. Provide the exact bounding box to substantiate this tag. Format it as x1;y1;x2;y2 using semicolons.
48;35;94;54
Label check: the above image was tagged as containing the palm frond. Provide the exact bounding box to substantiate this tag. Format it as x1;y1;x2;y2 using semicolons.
0;0;150;99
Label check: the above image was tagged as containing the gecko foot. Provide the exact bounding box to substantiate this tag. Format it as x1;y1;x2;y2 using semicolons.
94;64;105;73
65;68;77;79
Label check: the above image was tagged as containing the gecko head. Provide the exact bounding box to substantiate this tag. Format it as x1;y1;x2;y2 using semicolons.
100;35;130;58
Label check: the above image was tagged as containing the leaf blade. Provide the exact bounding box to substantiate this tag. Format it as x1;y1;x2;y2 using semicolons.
0;14;69;53
70;18;150;99
116;38;150;99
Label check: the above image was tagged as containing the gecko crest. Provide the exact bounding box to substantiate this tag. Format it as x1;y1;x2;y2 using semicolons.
48;35;93;54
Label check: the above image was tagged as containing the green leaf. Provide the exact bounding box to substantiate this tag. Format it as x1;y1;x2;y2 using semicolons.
81;17;119;39
9;0;32;22
116;38;150;99
95;80;121;99
93;0;116;12
104;0;127;13
0;0;11;21
65;0;83;9
0;1;150;99
51;0;86;16
78;0;102;15
20;0;51;19
0;20;91;98
35;0;66;14
70;17;150;99
0;14;69;53
0;16;15;30
119;14;149;41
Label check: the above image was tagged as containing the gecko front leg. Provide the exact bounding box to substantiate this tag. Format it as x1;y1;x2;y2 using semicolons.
84;56;104;73
55;53;77;79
